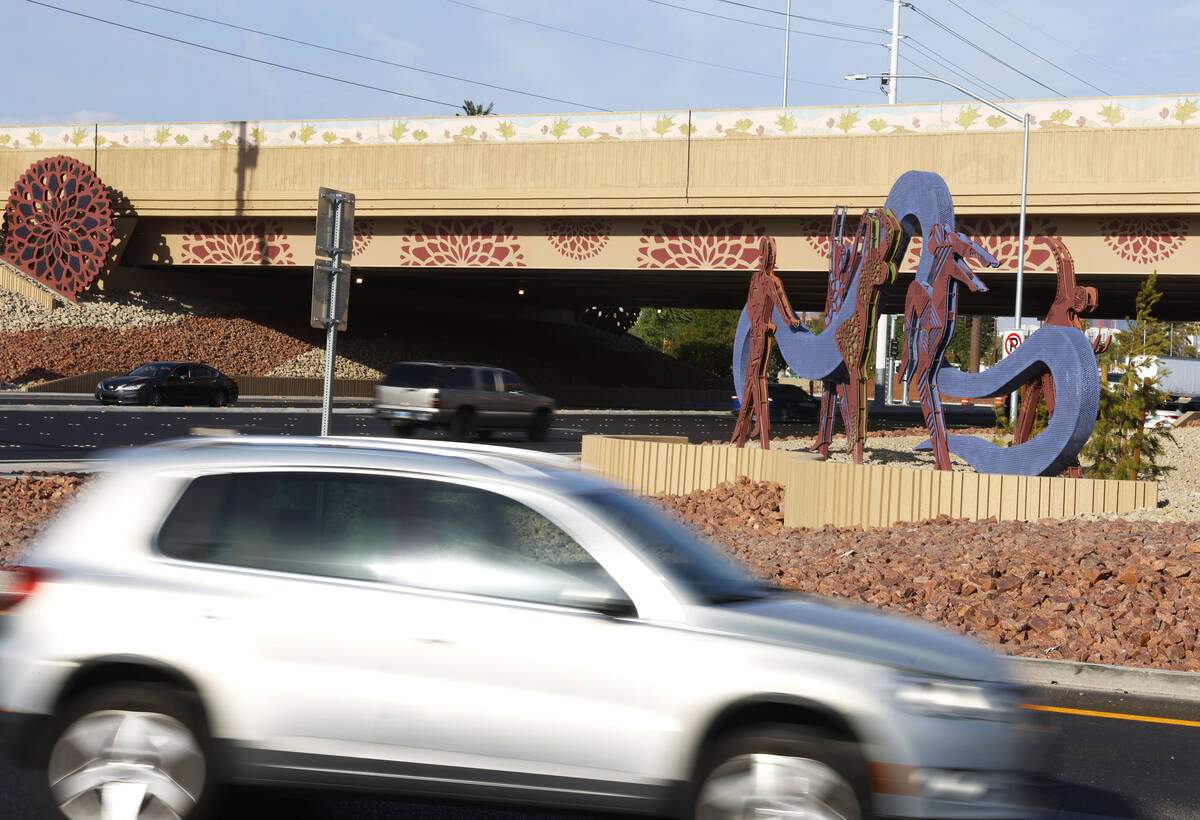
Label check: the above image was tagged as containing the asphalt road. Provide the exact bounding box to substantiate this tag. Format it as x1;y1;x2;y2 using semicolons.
0;394;998;465
4;685;1200;819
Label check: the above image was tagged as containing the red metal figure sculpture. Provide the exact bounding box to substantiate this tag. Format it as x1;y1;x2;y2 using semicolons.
812;206;858;459
1012;237;1106;476
833;209;902;465
899;224;997;471
731;236;802;449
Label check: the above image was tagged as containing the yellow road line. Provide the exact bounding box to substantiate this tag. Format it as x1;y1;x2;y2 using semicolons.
1023;703;1200;728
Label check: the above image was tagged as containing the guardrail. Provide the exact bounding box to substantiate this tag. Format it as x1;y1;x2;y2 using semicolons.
580;435;1158;529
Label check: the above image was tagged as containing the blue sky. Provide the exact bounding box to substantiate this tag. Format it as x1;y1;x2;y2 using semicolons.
7;0;1200;126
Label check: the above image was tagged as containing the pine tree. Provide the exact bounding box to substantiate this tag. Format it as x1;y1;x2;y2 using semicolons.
1081;272;1174;480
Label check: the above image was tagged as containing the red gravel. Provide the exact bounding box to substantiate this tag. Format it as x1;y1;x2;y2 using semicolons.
653;477;1200;671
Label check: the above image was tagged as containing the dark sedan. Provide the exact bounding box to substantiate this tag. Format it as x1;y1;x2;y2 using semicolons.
730;382;819;422
96;362;239;406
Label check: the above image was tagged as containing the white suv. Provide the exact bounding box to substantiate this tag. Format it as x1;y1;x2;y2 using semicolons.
0;436;1047;820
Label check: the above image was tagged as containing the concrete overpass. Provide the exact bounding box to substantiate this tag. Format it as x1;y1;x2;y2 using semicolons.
1;92;1198;318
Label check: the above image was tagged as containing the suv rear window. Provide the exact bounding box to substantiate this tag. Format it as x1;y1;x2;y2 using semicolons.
384;363;439;388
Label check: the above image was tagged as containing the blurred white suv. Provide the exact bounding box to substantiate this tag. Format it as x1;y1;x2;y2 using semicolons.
1;436;1048;819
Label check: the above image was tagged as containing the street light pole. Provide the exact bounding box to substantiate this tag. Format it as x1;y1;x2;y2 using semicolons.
845;72;1030;421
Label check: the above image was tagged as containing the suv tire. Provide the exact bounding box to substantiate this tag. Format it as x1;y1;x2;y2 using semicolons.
693;724;865;820
528;408;551;442
391;423;416;438
40;682;215;820
450;407;476;440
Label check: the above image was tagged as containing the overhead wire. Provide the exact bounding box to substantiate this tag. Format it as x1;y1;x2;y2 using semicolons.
906;3;1066;97
982;1;1161;93
705;0;888;34
643;0;888;47
25;0;462;109
445;0;880;96
905;36;1013;99
939;0;1109;96
122;0;610;112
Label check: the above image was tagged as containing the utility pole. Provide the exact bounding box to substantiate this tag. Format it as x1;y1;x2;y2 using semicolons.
782;0;792;107
879;0;903;404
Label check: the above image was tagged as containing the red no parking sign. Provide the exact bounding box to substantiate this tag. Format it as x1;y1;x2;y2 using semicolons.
1002;331;1025;357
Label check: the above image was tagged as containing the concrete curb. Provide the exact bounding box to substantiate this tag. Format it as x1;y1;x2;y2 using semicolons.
1009;655;1200;701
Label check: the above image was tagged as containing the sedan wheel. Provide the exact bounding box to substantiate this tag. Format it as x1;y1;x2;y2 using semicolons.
146;389;165;407
210;389;227;407
44;685;211;820
695;727;862;820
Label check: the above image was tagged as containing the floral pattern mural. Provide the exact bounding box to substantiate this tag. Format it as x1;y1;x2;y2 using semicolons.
544;217;612;260
637;218;764;269
958;217;1062;272
352;218;375;257
1099;215;1190;264
4;95;1196;151
2;155;113;302
178;220;294;265
396;219;525;267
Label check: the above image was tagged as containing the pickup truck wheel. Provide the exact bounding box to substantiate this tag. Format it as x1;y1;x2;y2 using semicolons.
694;724;864;820
450;408;476;440
40;683;215;820
528;408;551;442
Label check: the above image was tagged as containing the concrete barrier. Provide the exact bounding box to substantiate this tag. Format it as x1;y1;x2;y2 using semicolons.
580;436;1157;529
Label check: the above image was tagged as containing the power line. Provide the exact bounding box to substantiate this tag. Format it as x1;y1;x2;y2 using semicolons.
907;3;1066;97
123;0;610;112
905;35;1012;100
707;0;887;34
445;0;880;96
939;0;1109;96
25;0;461;110
982;1;1162;93
643;0;887;47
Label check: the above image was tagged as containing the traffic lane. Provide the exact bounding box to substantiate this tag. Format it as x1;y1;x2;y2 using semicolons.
0;407;586;459
1028;685;1200;819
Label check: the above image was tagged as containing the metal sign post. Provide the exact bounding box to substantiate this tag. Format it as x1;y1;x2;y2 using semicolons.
312;188;355;436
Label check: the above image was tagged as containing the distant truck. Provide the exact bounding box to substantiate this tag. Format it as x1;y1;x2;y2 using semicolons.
1133;357;1200;398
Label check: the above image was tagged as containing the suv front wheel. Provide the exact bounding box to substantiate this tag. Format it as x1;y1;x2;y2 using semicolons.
694;724;864;820
41;683;214;820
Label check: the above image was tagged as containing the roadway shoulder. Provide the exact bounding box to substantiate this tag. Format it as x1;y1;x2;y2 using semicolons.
1010;656;1200;701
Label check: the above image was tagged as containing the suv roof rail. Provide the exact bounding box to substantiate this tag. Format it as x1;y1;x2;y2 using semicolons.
139;434;577;474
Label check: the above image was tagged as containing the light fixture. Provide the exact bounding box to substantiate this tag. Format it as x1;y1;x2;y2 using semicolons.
354;277;363;284
846;71;1030;419
517;288;525;296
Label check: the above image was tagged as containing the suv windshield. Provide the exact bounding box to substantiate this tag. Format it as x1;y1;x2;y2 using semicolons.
576;491;771;603
384;363;440;388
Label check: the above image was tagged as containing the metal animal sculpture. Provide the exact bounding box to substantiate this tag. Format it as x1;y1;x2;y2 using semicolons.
1012;238;1105;477
833;209;902;464
735;171;1100;476
731;236;802;449
812;206;857;458
899;223;998;471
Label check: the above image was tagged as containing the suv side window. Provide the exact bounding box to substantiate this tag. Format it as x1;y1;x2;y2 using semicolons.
478;370;501;392
441;366;476;390
158;471;619;608
499;370;525;392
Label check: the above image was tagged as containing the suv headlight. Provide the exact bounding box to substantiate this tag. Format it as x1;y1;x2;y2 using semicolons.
892;675;1019;721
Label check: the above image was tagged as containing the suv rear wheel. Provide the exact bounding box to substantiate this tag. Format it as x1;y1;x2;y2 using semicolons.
450;407;476;440
694;724;864;820
391;423;416;438
528;408;551;442
41;683;214;820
